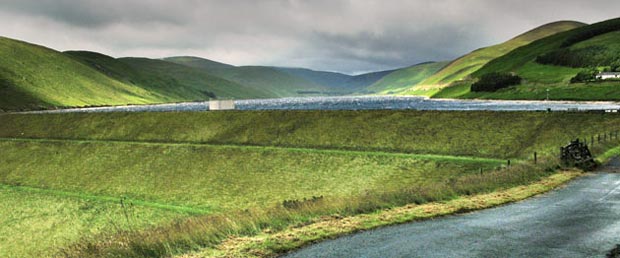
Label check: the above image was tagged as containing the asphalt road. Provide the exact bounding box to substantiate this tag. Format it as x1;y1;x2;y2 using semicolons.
287;166;620;257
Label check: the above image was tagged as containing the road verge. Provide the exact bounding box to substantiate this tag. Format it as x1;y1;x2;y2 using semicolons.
187;170;582;257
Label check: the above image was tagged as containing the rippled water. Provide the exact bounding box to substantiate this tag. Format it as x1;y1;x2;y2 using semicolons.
20;96;620;113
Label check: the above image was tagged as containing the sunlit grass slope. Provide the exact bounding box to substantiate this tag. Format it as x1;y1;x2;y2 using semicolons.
367;61;449;94
0;37;166;111
415;21;585;89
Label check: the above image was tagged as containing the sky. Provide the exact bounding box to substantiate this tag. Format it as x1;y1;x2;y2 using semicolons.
0;0;618;74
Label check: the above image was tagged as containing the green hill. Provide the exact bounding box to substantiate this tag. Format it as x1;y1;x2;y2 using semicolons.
119;57;270;99
66;52;269;100
0;37;167;111
435;17;620;100
367;62;449;94
165;56;329;97
415;21;585;90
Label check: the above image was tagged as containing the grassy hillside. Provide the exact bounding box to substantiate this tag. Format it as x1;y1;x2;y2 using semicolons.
0;37;167;111
118;57;270;99
66;51;270;100
165;56;328;97
367;62;449;94
473;18;620;78
436;18;620;100
415;21;585;90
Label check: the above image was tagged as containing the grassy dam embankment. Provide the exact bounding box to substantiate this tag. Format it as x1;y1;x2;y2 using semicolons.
0;110;619;257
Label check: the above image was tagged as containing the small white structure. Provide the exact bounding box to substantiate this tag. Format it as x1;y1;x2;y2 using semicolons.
209;100;235;110
597;72;620;80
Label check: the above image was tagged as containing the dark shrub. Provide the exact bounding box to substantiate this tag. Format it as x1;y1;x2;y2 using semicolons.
570;68;598;83
471;72;522;92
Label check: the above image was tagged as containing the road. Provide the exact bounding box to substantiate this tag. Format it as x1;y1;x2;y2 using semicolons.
287;164;620;257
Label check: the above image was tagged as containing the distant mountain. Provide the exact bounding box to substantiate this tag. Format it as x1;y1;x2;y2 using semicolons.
274;67;397;93
166;57;329;97
366;62;449;94
416;21;586;89
162;56;234;70
0;37;166;111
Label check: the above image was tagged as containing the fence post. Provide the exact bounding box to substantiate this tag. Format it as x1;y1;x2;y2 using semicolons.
507;159;511;168
534;152;537;164
479;168;483;175
598;134;601;143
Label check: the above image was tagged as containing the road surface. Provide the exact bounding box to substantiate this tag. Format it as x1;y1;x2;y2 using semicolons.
287;165;620;257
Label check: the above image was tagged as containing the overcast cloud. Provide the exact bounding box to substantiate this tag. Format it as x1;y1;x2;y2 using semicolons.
0;0;618;74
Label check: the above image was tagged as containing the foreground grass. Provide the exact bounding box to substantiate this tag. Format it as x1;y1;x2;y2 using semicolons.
60;153;572;257
0;138;500;257
0;186;185;258
190;171;582;257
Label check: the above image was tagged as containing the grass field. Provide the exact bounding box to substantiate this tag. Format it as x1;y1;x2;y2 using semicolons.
1;110;620;257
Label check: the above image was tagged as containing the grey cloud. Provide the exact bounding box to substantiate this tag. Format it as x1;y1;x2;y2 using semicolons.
0;0;619;74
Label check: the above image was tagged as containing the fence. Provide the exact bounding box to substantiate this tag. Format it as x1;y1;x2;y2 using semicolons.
480;129;620;174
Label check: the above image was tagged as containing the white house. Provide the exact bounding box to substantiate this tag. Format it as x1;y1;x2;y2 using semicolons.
209;100;235;110
597;72;620;80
